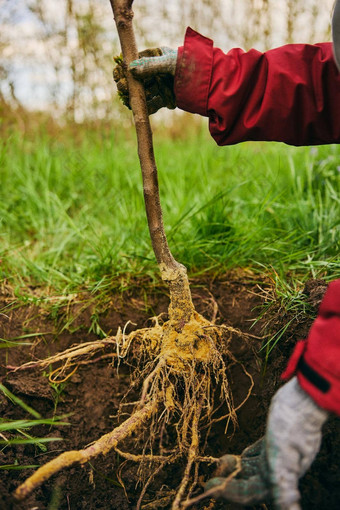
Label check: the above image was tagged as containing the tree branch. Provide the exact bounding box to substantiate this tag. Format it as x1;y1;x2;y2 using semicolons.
109;0;195;324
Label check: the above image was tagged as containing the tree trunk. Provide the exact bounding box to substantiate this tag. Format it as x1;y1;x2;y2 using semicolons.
109;0;195;325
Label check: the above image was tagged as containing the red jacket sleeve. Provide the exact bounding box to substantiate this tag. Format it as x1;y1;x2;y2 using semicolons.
174;28;340;146
282;279;340;415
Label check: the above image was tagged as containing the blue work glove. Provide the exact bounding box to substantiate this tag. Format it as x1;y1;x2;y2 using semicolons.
113;47;177;114
205;377;329;510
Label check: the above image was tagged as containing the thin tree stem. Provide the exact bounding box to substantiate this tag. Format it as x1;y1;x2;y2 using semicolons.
109;0;194;323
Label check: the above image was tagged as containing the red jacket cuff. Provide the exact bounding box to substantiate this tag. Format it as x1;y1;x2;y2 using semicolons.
174;27;213;116
281;279;340;415
319;279;340;316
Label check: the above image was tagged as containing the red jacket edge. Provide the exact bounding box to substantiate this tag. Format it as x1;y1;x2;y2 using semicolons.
174;28;340;146
282;279;340;415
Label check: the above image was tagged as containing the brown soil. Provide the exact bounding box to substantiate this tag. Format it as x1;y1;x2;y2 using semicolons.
0;274;339;510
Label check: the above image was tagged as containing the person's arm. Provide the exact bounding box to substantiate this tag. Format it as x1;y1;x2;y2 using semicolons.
175;28;340;146
281;278;340;414
206;278;340;509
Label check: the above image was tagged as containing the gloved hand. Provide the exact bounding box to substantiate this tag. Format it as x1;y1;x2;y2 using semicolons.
205;377;329;510
113;47;177;114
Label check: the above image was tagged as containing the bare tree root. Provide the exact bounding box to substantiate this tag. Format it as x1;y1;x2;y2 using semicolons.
13;308;255;508
14;399;157;501
182;457;242;509
135;453;180;510
7;319;163;381
171;398;202;510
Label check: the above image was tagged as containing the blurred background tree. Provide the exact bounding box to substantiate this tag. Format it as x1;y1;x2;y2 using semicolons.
0;0;334;124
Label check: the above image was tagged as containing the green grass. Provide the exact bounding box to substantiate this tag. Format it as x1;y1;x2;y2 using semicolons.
1;122;339;297
0;383;69;470
1;120;338;479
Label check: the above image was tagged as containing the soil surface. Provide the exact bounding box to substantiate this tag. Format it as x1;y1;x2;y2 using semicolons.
0;274;339;510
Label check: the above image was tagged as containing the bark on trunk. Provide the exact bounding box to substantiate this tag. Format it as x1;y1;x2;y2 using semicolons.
109;0;194;324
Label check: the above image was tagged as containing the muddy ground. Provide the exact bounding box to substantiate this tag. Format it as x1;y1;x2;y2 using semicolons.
0;274;339;510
